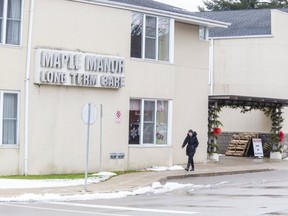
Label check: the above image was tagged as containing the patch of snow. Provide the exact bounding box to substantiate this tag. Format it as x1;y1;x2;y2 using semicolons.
0;181;196;202
147;165;184;171
92;172;116;177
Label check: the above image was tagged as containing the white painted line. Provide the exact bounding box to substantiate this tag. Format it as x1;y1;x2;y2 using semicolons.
51;201;198;215
0;203;130;216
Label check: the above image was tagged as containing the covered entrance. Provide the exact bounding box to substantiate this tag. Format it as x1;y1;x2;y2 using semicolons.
208;95;288;158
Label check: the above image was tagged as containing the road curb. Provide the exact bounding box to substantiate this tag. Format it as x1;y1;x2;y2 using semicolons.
159;168;273;182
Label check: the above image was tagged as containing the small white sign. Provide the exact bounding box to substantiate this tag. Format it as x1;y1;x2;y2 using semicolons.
115;111;121;124
81;103;97;125
252;138;264;157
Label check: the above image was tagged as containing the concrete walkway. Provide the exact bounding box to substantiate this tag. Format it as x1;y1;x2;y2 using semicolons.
1;156;288;198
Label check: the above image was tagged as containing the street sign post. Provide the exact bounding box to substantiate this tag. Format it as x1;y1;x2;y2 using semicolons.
82;103;97;125
81;102;97;192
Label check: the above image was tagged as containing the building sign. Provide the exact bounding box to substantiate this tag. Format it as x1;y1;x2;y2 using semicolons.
34;49;125;88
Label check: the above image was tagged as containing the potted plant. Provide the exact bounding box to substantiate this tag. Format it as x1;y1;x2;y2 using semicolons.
263;107;284;160
208;138;219;161
270;131;284;160
208;104;223;161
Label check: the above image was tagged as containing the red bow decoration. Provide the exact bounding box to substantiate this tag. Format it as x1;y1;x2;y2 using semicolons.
213;127;222;136
279;131;285;142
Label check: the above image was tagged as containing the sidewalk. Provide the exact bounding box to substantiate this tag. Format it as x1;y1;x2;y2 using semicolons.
1;156;288;199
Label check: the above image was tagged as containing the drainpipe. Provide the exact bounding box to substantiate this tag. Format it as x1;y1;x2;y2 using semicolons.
24;0;35;176
209;38;214;96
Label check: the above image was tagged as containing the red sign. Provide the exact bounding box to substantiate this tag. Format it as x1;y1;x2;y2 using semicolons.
115;111;121;123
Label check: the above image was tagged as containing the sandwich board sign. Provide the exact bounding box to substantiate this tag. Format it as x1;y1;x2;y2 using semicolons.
252;138;264;157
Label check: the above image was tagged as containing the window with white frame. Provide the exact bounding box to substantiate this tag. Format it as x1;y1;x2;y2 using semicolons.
131;13;171;62
129;99;170;145
1;92;19;145
0;0;22;45
199;26;208;40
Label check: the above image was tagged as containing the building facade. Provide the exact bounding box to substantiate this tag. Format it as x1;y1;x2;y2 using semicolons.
194;9;288;134
191;9;288;157
0;0;228;175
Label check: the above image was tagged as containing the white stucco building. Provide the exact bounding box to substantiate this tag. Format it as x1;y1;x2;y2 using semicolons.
193;9;288;157
194;9;288;133
0;0;229;175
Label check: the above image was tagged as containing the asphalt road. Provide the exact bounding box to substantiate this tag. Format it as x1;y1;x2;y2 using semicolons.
1;170;288;216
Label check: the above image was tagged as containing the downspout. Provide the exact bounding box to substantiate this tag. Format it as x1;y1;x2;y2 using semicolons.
24;0;35;176
208;38;214;96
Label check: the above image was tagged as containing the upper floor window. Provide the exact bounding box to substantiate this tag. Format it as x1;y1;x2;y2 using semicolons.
0;0;22;45
199;26;208;40
0;92;19;145
131;13;171;62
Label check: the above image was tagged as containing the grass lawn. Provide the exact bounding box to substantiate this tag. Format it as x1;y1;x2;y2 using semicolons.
0;170;145;180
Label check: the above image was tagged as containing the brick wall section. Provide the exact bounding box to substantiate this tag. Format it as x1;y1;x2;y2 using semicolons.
216;132;288;158
216;132;233;154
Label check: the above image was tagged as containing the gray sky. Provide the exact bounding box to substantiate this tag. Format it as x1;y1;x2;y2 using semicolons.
154;0;204;12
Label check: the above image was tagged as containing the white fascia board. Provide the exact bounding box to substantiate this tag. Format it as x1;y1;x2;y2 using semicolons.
273;9;288;15
68;0;230;28
209;34;274;40
172;16;230;28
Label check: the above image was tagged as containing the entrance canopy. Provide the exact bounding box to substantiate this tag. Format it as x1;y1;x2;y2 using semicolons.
209;95;288;107
208;95;288;156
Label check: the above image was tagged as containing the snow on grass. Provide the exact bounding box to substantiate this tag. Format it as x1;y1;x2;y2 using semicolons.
0;172;116;189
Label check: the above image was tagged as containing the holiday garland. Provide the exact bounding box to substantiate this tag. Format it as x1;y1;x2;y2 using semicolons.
207;104;223;153
208;103;284;154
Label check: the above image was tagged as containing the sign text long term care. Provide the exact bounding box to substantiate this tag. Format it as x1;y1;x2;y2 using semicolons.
35;49;125;89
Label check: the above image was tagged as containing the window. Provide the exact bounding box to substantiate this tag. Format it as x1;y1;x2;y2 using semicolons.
0;0;3;43
0;92;19;145
131;13;171;62
199;26;208;40
0;0;22;45
129;99;170;145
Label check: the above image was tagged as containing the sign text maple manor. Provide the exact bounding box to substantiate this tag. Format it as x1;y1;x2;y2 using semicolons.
35;49;125;88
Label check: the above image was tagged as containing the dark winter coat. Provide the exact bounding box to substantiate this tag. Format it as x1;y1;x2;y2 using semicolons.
182;132;199;156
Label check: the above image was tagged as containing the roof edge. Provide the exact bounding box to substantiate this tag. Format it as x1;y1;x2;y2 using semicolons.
209;95;288;106
273;8;288;15
69;0;230;28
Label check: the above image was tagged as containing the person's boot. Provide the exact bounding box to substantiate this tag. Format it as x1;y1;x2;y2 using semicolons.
185;164;190;172
190;165;194;171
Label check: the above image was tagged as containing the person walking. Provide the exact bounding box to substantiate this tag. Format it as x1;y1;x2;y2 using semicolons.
182;129;199;171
